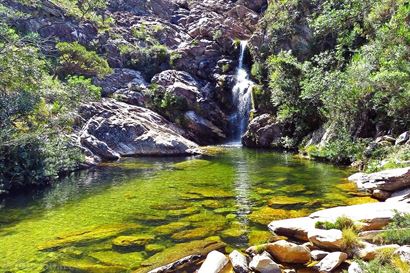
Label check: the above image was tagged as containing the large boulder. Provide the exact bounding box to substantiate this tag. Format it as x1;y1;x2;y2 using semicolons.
308;229;343;251
309;202;410;231
266;240;311;264
268;217;316;241
349;167;410;193
78;99;198;161
242;114;283;148
197;250;229;273
249;252;281;273
313;252;347;273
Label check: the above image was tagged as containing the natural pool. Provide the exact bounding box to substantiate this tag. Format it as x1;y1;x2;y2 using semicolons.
0;147;375;273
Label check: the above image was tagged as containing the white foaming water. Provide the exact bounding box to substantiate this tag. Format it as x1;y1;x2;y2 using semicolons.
229;40;254;143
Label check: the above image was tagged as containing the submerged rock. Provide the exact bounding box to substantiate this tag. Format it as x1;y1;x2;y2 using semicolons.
112;235;155;251
37;224;141;251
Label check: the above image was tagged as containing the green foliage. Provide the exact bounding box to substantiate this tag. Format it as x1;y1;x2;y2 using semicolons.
56;42;112;78
257;0;410;165
0;24;101;194
365;145;410;172
315;216;358;230
380;211;410;245
341;227;361;252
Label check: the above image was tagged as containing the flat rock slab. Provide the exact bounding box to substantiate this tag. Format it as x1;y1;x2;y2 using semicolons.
268;217;316;241
308;229;343;251
349;167;410;192
310;202;410;230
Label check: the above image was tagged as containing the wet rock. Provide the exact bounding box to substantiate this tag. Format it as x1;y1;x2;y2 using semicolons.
396;131;410;145
348;261;363;273
248;230;277;246
242;114;283;148
249;252;281;273
59;260;126;273
229;250;250;273
308;229;343;251
171;227;213;241
197;250;229;273
266;240;311;264
311;250;330;260
268;217;316;241
249;207;308;225
348;167;410;192
394;245;410;264
314;252;347;273
78;99;199;160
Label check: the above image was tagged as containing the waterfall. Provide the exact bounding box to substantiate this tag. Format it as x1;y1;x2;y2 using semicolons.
229;40;254;144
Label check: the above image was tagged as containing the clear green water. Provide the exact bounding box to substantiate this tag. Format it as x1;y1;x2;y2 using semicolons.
0;147;373;273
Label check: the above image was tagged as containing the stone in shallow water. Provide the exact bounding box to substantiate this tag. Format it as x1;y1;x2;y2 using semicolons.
267;195;310;206
248;230;275;246
145;244;166;254
171;227;213;241
37;224;141;251
89;250;145;269
112;235;155;251
221;228;246;240
249;207;309;225
59;259;127;273
186;188;234;198
153;222;191;236
172;159;212;170
202;200;224;209
167;207;201;217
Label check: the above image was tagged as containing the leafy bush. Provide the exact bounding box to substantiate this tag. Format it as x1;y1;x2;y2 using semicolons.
341;227;362;252
315;216;359;231
380;211;410;245
56;41;112;78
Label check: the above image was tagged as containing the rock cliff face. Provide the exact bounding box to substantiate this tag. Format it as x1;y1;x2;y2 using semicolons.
5;0;267;160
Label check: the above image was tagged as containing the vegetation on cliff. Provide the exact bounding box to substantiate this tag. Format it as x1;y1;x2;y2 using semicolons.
251;0;410;168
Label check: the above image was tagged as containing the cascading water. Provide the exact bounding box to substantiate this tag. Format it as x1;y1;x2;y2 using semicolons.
229;40;254;144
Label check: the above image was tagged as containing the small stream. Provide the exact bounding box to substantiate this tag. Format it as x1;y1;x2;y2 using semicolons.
0;147;375;273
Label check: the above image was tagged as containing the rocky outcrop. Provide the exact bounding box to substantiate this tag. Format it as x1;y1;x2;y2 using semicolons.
151;70;228;144
308;229;343;251
77;99;199;162
249;252;281;273
229;250;250;273
349;167;410;200
242;114;283;148
197;251;229;273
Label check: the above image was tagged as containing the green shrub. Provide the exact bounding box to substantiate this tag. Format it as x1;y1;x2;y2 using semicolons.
341;227;362;252
315;216;359;231
380;211;410;245
56;41;112;78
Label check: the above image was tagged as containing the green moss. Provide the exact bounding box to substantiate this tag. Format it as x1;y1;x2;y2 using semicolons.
145;244;165;254
171;227;213;241
153;222;191;236
59;259;127;273
112;235;155;251
248;230;275;246
37;224;141;251
172;159;212;170
89;251;145;269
